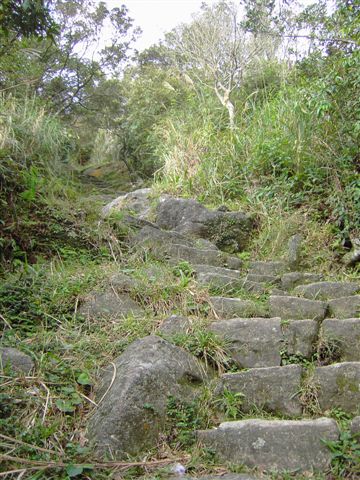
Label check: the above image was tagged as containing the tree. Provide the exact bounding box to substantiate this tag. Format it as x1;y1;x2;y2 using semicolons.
166;1;276;130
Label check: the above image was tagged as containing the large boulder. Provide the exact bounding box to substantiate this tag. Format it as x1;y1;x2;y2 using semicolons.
87;336;206;458
102;188;159;218
156;197;253;253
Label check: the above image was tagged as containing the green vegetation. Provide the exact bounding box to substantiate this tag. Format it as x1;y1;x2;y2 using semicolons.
1;0;360;479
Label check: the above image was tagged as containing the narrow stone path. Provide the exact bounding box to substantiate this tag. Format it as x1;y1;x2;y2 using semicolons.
86;188;360;477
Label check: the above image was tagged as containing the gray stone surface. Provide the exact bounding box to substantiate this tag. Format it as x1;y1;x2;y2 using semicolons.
281;272;324;291
282;320;318;358
248;261;288;276
88;336;206;458
269;295;327;321
210;297;267;319
294;281;359;300
321;318;360;362
242;280;267;295
166;244;224;267
110;272;139;292
102;188;156;218
79;291;144;318
209;317;282;368
225;256;243;270
270;288;288;296
158;315;192;335
246;274;280;285
288;234;303;270
350;416;360;436
197;418;339;472
0;347;34;374
156;197;253;253
328;296;360;318
217;365;303;416
313;362;360;414
193;265;240;279
132;224;194;249
197;273;243;292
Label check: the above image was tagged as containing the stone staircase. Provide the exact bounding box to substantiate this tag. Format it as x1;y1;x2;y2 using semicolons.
86;190;360;477
193;259;360;473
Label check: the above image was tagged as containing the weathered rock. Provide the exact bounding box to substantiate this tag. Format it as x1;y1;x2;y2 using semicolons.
225;256;243;270
132;224;194;249
269;295;327;321
313;362;360;414
350;416;360;436
321;319;360;362
110;272;139;292
270;288;288;296
156;197;253;253
88;336;206;458
281;272;324;291
197;273;243;292
328;296;360;318
193;265;240;279
166;244;224;267
246;274;280;285
248;261;288;276
282;320;318;358
294;281;359;300
288;234;303;270
0;347;34;374
209;318;282;368
102;188;157;218
242;280;267;295
158;315;192;335
210;297;267;319
197;418;339;471
78;291;144;318
217;365;303;416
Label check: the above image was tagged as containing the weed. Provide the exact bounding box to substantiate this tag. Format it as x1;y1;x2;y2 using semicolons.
324;430;360;479
213;388;244;420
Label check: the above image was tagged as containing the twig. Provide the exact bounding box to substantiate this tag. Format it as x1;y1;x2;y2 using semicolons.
0;313;12;329
97;362;117;406
0;434;57;456
40;382;50;424
79;392;98;407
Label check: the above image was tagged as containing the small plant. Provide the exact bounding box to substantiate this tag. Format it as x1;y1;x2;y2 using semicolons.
324;430;360;479
213;388;244;420
316;334;342;366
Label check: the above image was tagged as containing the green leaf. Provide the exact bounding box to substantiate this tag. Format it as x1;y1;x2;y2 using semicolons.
55;399;75;413
66;465;84;477
77;372;92;385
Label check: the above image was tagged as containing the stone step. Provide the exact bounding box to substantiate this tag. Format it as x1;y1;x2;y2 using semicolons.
294;281;359;300
246;273;280;285
248;261;288;276
78;291;145;319
193;264;241;279
312;362;360;414
210;297;267;320
216;365;303;416
241;280;267;295
280;272;324;291
209;317;282;368
320;318;360;362
196;273;243;292
328;295;360;318
282;319;318;359
197;418;339;472
269;295;327;321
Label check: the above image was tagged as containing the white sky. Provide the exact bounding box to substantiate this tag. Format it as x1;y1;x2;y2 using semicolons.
105;0;218;52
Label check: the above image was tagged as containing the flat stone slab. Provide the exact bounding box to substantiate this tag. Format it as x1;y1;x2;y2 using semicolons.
321;318;360;362
242;280;267;295
246;274;280;285
210;297;267;319
328;296;360;318
197;418;339;472
248;261;288;276
294;281;359;300
269;295;327;321
209;318;282;368
79;292;144;318
193;265;240;279
166;244;224;267
313;362;360;414
281;272;324;291
0;347;34;374
88;336;206;458
197;273;244;292
282;320;318;358
158;315;192;336
217;365;303;416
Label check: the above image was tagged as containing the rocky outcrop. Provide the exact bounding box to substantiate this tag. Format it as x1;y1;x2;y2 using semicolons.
88;336;206;458
0;347;34;374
